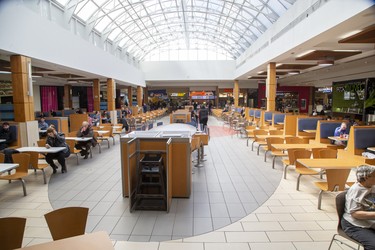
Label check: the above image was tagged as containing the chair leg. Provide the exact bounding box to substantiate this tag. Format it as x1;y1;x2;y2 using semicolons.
296;174;302;191
76;154;79;165
318;190;324;209
98;144;101;154
42;169;47;184
257;145;261;155
284;165;289;179
328;234;337;250
272;156;276;169
251;141;255;151
20;179;27;196
112;137;115;145
264;150;269;162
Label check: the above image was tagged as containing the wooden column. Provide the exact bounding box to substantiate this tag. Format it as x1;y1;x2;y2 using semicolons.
93;79;100;111
107;78;115;111
63;84;72;110
10;55;34;122
143;87;148;105
233;80;239;107
266;62;277;111
137;86;143;107
127;86;133;106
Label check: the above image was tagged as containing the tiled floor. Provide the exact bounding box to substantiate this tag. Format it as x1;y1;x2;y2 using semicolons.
0;115;360;249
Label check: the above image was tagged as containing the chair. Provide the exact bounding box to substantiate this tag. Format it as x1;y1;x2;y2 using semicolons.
245;125;256;147
294;150;319;191
66;139;82;165
29;151;49;184
285;137;306;144
251;129;268;152
67;131;78;137
44;207;89;241
0;217;27;250
282;148;298;179
0;153;30;196
328;191;363;250
318;148;337;159
314;168;352;210
265;137;288;169
0;153;4;163
37;139;46;159
269;130;283;135
93;131;103;153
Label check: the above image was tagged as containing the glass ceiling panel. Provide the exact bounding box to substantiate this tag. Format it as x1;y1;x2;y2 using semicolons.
56;0;296;61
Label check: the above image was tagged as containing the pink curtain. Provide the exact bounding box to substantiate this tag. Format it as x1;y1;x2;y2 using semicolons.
40;86;58;112
87;87;94;112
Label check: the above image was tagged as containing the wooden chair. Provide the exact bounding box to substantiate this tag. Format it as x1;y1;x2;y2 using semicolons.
285;137;306;144
44;207;89;241
0;153;4;163
251;129;267;152
328;191;363;249
282;148;297;179
318;149;337;159
93;131;103;153
29;151;49;184
245;125;256;147
0;153;30;196
0;217;27;250
294;150;318;191
265;137;288;169
66;139;82;165
314;168;352;210
37;139;46;159
269;130;283;135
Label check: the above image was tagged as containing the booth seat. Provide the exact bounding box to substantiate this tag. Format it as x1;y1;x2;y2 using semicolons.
316;121;343;144
297;117;321;139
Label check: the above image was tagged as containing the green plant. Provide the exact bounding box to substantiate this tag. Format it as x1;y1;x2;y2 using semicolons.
364;89;375;109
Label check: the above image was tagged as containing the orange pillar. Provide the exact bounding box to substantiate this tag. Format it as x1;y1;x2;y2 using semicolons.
10;55;34;122
137;86;142;107
216;86;219;107
63;84;72;110
127;86;133;106
143;87;148;105
107;78;115;111
266;62;277;111
233;80;239;107
93;79;100;111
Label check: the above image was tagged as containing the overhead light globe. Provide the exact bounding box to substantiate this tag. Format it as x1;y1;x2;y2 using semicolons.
318;60;334;66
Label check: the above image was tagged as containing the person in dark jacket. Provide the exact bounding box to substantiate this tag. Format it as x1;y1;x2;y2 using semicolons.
76;121;96;159
45;127;70;173
198;104;209;131
0;122;16;151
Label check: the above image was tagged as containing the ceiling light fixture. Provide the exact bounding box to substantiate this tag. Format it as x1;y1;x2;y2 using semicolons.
0;71;11;74
288;71;300;75
318;60;334;66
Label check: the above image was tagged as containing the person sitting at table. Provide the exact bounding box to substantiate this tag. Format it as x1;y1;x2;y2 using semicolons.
334;122;347;137
0;122;16;151
45;127;70;174
76;121;96;159
38;117;49;137
342;165;375;250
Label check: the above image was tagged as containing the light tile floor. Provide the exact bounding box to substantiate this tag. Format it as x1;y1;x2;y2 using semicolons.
0;115;360;249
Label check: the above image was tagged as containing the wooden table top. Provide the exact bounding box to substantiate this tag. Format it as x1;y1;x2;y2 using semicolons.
303;130;316;133
16;231;114;250
272;143;327;150
328;136;348;142
256;135;292;139
297;158;365;169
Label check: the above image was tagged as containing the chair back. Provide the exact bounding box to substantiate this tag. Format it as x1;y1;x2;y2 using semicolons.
0;153;4;163
37;139;46;147
269;130;283;135
254;129;268;142
28;152;39;169
44;207;89;241
326;169;351;191
266;137;284;151
12;153;30;174
311;147;328;158
0;217;26;250
285;137;305;144
318;149;337;159
65;139;77;152
286;148;298;165
294;150;312;169
68;131;78;137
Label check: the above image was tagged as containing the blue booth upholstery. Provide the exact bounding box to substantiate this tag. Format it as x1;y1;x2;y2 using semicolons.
63;110;76;117
249;109;254;117
320;122;342;139
55;110;63;116
45;120;59;131
354;128;375;150
273;114;285;124
254;110;261;118
298;118;320;132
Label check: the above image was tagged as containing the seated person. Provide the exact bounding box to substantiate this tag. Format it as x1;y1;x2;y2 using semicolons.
38;117;49;137
45;127;70;174
240;106;246;118
50;109;57;117
76;121;96;159
342;165;375;249
334;122;347;137
0;122;16;151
